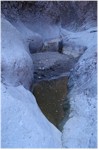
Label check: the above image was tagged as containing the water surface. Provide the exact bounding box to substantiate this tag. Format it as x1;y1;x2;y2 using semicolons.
33;76;68;128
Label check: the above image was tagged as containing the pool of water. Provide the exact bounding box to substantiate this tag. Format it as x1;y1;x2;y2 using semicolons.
33;76;68;129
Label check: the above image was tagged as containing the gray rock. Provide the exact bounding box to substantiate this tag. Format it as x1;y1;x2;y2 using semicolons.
62;42;97;148
1;1;97;30
1;17;33;89
42;38;62;52
1;84;62;148
63;42;87;58
58;39;63;53
29;34;43;53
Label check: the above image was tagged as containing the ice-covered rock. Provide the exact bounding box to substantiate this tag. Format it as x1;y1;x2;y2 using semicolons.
1;17;33;89
1;84;62;148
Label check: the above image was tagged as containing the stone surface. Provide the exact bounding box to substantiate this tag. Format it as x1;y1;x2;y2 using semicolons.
62;28;97;148
42;38;62;52
31;51;77;82
1;17;62;148
8;20;43;55
63;42;87;58
1;17;33;89
1;84;62;148
1;1;97;30
29;34;43;53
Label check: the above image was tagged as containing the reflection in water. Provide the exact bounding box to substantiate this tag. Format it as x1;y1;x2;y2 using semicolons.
33;76;68;129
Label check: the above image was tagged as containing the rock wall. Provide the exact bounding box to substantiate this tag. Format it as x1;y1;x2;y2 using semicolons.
1;84;62;148
1;1;97;30
1;17;62;148
61;27;97;148
1;17;33;89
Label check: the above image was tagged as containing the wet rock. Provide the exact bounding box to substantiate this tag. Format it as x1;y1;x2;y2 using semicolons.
31;51;78;83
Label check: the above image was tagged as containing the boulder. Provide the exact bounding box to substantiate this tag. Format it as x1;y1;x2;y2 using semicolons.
1;84;62;148
59;27;97;148
1;17;33;89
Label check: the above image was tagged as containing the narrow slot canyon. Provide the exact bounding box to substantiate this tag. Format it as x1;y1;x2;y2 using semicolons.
1;1;97;148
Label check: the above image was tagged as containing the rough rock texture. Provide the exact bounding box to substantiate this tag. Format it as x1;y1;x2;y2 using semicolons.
1;84;62;148
1;1;97;30
9;20;44;55
31;51;77;82
62;27;97;148
1;17;62;148
42;38;61;52
1;17;33;89
29;34;43;54
63;42;87;58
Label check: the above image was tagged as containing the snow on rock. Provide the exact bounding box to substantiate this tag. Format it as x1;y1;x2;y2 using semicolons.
1;83;62;148
62;28;97;148
1;17;33;89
